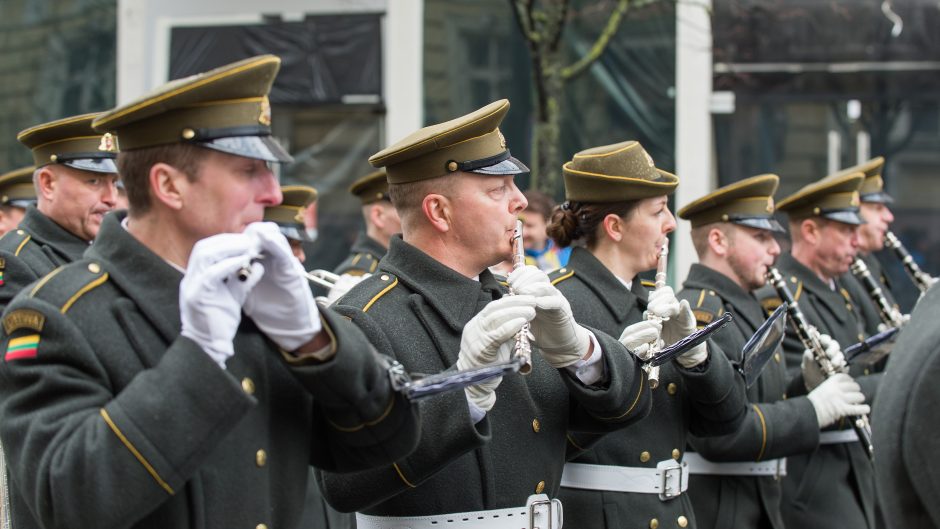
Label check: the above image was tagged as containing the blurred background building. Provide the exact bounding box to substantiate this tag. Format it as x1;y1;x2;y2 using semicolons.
0;0;936;308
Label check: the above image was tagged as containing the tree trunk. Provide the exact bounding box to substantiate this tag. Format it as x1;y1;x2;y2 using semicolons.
531;59;564;195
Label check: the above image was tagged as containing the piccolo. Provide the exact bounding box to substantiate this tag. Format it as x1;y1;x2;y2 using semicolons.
884;231;935;294
849;258;905;328
643;237;670;389
766;266;874;460
509;219;533;375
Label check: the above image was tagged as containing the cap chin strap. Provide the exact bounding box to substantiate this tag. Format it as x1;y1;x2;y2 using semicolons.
452;150;511;172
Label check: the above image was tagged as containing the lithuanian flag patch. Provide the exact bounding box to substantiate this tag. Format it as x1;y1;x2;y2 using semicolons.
6;334;39;361
0;270;5;286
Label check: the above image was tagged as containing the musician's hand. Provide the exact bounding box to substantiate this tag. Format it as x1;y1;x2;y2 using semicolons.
672;300;708;368
801;333;845;390
457;296;536;411
647;286;681;320
242;222;322;351
618;320;662;360
807;373;869;428
508;265;591;368
181;233;263;368
326;273;370;306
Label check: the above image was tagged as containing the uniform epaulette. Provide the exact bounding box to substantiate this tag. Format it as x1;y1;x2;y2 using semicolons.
350;252;379;274
548;266;575;286
339;272;399;313
0;228;33;257
640;279;656;289
26;259;109;313
682;288;725;328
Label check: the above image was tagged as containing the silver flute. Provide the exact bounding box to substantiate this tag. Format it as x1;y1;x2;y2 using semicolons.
510;219;533;374
643;237;669;389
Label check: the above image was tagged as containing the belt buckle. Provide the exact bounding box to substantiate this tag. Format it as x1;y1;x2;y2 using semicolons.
528;496;554;529
659;460;684;501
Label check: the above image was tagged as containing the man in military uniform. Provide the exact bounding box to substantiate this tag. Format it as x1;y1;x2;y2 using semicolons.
755;171;879;529
326;169;400;303
0;114;119;312
676;174;869;529
831;157;904;335
265;185;318;264
0;55;419;529
0;166;36;236
872;279;940;528
319;99;652;528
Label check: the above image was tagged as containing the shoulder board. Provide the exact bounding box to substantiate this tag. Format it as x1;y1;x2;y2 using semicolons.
27;260;109;314
335;252;380;276
679;288;724;328
759;296;783;316
337;272;399;313
640;279;656;289
0;229;33;257
548;266;575;286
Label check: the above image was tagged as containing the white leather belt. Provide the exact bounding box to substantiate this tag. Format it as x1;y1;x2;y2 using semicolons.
819;429;860;444
560;460;688;501
683;452;787;477
355;494;563;529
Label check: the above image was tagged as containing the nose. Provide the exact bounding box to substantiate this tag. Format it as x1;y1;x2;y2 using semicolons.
884;206;895;224
258;169;282;206
509;180;527;214
100;177;118;208
850;228;860;248
663;206;677;234
769;237;781;257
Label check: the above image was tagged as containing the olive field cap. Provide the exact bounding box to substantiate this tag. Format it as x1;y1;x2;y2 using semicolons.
562;141;678;203
265;185;318;242
92;55;291;163
830;157;892;204
368;99;528;184
17;113;118;174
776;171;865;225
678;174;784;232
349;169;390;204
0;166;37;208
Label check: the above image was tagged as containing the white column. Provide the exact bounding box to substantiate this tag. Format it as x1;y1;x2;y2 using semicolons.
383;0;424;146
674;0;714;287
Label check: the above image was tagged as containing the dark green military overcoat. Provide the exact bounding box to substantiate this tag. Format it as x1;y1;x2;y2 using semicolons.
678;263;819;529
333;232;385;276
552;248;748;529
320;237;653;517
755;252;878;529
0;206;91;312
0;212;419;529
872;282;940;528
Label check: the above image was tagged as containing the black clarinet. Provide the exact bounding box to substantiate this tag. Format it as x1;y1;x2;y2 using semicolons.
766;267;874;460
884;231;935;294
849;258;905;328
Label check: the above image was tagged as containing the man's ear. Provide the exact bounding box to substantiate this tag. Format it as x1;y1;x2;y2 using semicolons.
35;167;57;202
707;226;730;257
800;218;820;247
601;213;623;242
422;193;452;233
149;162;187;211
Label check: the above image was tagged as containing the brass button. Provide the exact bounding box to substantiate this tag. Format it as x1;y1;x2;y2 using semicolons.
535;480;545;494
709;290;716;296
16;230;23;235
181;128;196;140
650;518;659;529
858;333;865;342
241;378;255;395
678;515;689;527
790;276;797;283
50;154;58;163
256;449;267;467
88;263;101;273
846;304;853;312
380;274;390;281
864;368;870;376
774;352;781;363
672;448;681;460
782;393;787;399
532;418;541;433
446;161;458;172
640;451;651;463
256;525;268;529
667;383;678;395
559;268;567;273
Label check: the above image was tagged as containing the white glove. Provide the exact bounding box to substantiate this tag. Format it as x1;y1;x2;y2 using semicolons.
508;266;592;368
181;234;264;368
326;273;370;306
661;297;708;368
457;295;536;412
646;286;681;321
241;222;322;351
801;333;846;391
806;373;870;429
618;320;663;360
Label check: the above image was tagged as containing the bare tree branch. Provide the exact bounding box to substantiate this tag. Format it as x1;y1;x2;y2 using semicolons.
510;0;540;43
